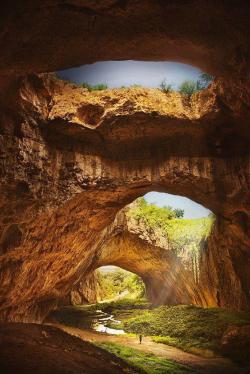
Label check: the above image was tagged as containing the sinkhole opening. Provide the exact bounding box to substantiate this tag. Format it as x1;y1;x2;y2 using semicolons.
55;60;214;95
122;192;215;289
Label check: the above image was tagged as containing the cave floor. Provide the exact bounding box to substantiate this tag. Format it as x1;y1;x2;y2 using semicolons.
52;323;248;374
0;323;140;374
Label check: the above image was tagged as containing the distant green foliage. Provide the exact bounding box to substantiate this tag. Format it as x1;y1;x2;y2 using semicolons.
178;80;199;95
98;268;145;301
83;298;150;314
81;82;108;91
178;73;213;96
166;217;214;254
173;208;184;218
130;197;184;225
97;342;192;373
129;198;213;255
129;198;214;282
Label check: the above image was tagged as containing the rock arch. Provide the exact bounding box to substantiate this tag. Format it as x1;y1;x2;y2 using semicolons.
1;1;250;77
79;208;207;306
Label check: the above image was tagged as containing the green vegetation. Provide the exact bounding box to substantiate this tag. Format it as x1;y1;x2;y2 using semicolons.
160;73;213;96
128;198;214;267
98;268;145;301
81;82;108;91
130;197;184;223
97;342;192;373
117;305;250;355
81;298;150;315
49;298;150;331
178;80;200;95
51;299;250;361
55;70;213;95
178;73;213;96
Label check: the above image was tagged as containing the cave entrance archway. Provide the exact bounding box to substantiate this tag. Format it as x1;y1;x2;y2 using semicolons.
56;60;214;94
97;265;146;303
86;192;215;307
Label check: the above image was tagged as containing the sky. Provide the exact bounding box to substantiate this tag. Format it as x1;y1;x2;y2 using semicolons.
144;192;211;219
57;60;202;88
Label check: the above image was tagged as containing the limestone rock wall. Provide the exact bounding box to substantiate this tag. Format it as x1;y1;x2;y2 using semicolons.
0;74;249;322
69;272;101;305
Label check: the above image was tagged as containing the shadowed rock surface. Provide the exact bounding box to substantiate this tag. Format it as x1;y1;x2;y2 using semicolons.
0;323;139;373
69;272;102;305
1;1;250;77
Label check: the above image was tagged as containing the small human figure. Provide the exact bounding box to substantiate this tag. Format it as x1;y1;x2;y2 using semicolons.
139;334;142;344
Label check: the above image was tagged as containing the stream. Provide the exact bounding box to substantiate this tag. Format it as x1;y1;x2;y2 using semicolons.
50;306;125;335
92;310;125;335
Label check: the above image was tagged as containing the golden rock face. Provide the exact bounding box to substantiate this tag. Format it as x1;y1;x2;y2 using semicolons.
0;73;248;322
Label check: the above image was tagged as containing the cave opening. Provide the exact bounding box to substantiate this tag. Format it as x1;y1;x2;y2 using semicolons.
56;60;214;94
91;191;215;306
97;266;146;303
49;191;216;325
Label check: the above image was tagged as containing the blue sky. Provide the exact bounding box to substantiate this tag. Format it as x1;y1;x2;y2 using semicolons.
144;192;211;219
57;60;202;89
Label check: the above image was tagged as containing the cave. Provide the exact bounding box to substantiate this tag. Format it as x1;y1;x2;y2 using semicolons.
62;193;214;308
0;1;249;373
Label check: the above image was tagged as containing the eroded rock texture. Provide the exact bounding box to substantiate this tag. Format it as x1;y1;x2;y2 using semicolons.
1;0;250;77
69;272;101;305
67;205;209;306
0;74;249;322
0;0;249;322
92;208;207;306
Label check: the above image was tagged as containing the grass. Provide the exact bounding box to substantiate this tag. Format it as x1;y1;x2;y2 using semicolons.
81;82;108;91
96;342;192;374
120;305;250;355
81;298;151;314
50;299;250;360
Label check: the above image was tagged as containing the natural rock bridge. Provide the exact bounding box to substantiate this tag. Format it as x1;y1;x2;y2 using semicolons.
68;206;207;307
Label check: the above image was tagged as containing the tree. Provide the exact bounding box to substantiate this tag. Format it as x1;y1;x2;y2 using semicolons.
199;73;213;88
173;209;184;218
178;80;198;95
159;79;173;93
178;74;213;96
